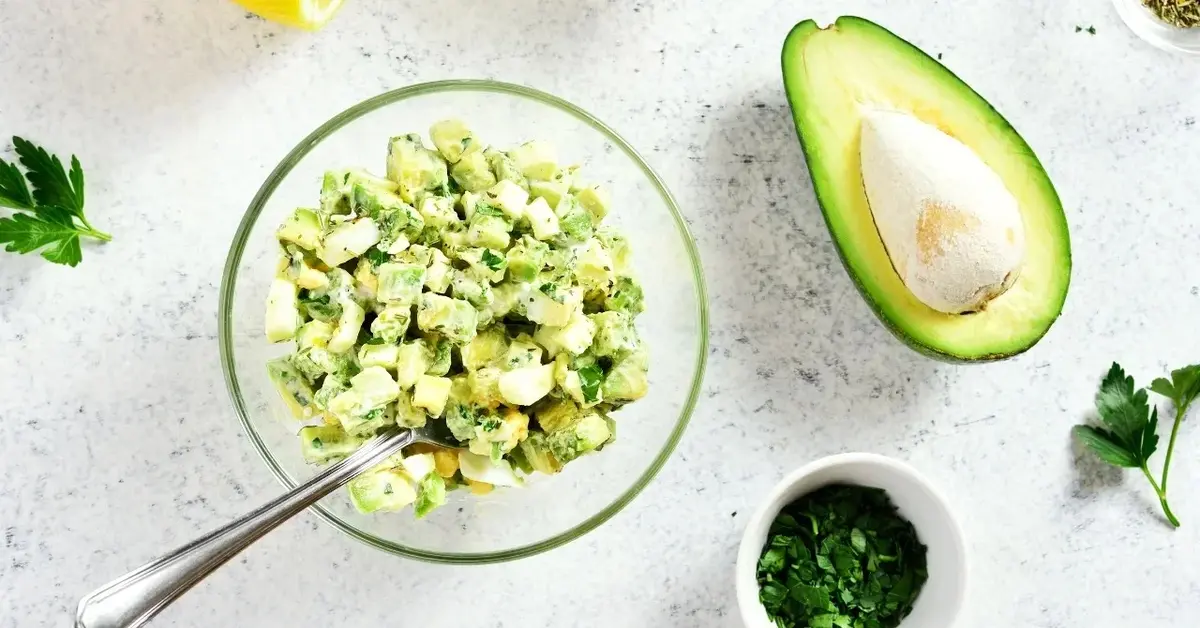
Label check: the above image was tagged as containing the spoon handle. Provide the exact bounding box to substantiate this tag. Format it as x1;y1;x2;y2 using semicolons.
75;428;416;628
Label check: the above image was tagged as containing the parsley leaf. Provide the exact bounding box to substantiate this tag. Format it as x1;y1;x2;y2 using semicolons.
363;247;390;267
578;363;603;403
0;208;85;266
0;138;110;266
1074;362;1199;527
0;158;34;210
14;137;84;216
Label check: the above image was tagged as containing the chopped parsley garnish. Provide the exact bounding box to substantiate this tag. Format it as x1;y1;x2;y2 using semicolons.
757;485;928;628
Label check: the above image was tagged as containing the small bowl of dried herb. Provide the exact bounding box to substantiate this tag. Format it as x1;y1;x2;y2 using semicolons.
1114;0;1200;55
736;453;966;628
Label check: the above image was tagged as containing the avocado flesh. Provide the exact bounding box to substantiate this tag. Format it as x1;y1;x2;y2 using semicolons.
782;16;1071;361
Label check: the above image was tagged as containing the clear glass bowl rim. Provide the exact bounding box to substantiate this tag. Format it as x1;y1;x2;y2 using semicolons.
217;79;710;564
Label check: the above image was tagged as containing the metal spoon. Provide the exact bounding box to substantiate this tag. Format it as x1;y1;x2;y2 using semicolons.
76;423;461;628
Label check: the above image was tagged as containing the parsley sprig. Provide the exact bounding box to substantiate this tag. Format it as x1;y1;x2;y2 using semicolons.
1073;362;1200;527
0;137;111;266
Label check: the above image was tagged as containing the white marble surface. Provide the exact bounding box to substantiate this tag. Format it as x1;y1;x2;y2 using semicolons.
2;0;1198;626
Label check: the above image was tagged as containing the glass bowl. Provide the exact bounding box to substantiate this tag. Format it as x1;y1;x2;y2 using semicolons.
1114;0;1200;54
218;80;708;563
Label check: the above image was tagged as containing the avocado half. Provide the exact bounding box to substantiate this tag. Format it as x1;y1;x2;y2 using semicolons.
781;16;1071;362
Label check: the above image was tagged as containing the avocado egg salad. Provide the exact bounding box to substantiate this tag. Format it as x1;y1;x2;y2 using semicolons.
263;120;648;518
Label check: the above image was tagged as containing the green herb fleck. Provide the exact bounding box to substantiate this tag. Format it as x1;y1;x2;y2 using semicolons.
311;438;323;449
364;247;390;267
578;364;603;403
756;484;928;628
1074;362;1200;527
481;248;504;271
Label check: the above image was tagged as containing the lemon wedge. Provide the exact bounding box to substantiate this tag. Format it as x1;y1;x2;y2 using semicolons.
232;0;345;30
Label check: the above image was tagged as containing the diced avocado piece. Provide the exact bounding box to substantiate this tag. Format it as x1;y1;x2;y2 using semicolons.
534;398;581;433
605;276;645;315
311;377;348;413
376;262;425;304
299;424;364;464
449;270;493;309
320;171;351;218
417;195;460;230
782;17;1069;361
498;362;555;406
466;367;504;408
589;310;639;358
466;212;511;250
277;208;323;250
574;238;614;291
574;185;611;223
348;467;417;513
289;350;326;382
351;184;424;253
296;320;335;350
370;304;411;344
358;342;400;369
553;196;593;242
412;375;452;416
450;151;498;192
518;431;563;474
387;134;449;203
393;392;427;428
299;292;341;323
502;334;543;370
318;218;381;267
602;352;648;401
547;413;611;463
484;180;529;221
302;347;360;384
416;294;478;344
327;298;365;354
413;471;447;518
485;148;527;189
457;247;506;283
505;235;549;283
429;119;480;164
528;179;569;210
511;140;558;180
461;326;509;371
265;279;301;343
267;357;316;418
341;404;395;438
524;197;560;241
395;341;428;390
445;383;479;441
422;334;452;376
330;367;401;422
594;227;632;275
535;308;596;357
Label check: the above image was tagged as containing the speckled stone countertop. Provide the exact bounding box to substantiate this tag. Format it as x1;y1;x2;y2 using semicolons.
2;0;1198;626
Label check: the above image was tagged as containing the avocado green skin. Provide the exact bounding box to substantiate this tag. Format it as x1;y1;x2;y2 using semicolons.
780;16;1071;363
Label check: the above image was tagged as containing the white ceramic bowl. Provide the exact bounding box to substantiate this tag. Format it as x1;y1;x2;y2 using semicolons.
736;453;967;628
